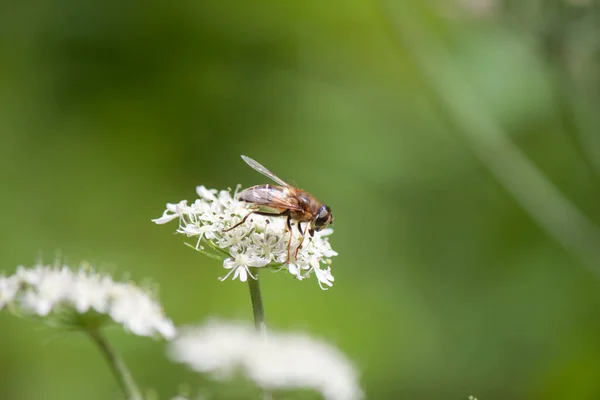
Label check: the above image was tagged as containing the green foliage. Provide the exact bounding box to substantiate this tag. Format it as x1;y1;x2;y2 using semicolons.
2;0;600;399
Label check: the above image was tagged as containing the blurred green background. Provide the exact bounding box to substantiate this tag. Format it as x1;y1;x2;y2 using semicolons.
3;0;600;399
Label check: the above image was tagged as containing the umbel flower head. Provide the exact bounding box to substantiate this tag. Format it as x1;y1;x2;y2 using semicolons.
0;262;176;339
153;185;337;289
169;320;363;400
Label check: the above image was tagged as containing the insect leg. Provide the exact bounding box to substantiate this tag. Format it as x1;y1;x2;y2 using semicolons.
297;221;304;235
285;215;293;263
294;223;308;260
223;210;285;232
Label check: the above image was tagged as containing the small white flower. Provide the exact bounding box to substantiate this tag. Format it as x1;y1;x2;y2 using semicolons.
196;185;218;201
19;266;72;316
153;200;190;225
169;320;363;400
287;263;306;280
153;185;338;288
0;263;176;339
221;250;269;282
170;394;210;400
216;225;248;249
250;232;283;263
109;284;176;339
313;263;335;289
0;276;19;309
68;270;112;313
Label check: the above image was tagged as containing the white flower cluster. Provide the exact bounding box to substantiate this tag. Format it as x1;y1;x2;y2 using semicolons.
153;186;337;289
170;320;363;400
0;263;176;339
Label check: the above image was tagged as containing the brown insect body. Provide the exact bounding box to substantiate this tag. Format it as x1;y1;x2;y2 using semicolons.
224;156;333;262
239;184;321;223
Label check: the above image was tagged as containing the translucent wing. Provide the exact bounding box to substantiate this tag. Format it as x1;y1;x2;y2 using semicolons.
241;155;289;187
239;185;302;211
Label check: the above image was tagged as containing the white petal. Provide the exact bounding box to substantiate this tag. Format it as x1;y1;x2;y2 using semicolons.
0;276;19;308
159;320;178;340
314;267;335;289
236;267;248;282
223;258;235;270
316;228;334;237
35;298;53;316
152;209;180;224
247;256;269;268
196;186;217;201
288;263;303;279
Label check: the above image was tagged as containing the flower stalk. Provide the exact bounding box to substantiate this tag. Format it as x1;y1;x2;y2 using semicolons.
247;268;267;337
153;183;341;399
88;329;143;400
247;269;273;400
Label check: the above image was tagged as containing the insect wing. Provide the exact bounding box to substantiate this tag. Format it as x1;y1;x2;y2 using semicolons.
239;185;302;211
241;155;289;187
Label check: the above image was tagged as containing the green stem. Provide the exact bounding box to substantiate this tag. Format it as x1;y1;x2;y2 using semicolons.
88;330;143;400
247;268;272;400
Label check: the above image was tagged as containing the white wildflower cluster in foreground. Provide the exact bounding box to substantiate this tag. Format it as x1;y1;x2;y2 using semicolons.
169;320;363;400
153;186;337;289
0;263;176;339
170;394;209;400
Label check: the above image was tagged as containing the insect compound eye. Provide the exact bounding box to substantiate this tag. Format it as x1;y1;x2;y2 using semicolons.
314;205;332;230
